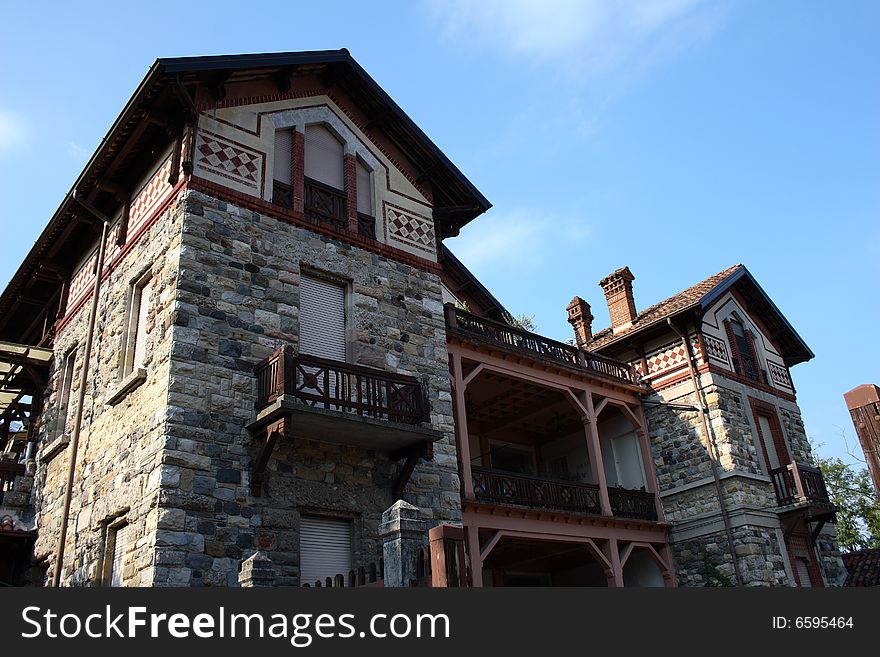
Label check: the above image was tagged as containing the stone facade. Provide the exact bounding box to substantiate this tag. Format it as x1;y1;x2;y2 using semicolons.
31;185;185;586
151;188;459;586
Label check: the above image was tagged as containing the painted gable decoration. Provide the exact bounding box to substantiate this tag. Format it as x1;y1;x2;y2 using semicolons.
195;131;264;194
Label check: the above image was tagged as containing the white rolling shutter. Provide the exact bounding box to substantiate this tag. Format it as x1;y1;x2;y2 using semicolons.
299;275;346;361
274;129;292;183
305;125;344;190
795;558;812;587
132;278;152;370
300;516;352;585
110;524;133;587
356;160;372;215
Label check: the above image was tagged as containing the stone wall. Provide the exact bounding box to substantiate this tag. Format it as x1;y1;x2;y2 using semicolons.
672;523;789;587
30;189;185;586
152;188;459;586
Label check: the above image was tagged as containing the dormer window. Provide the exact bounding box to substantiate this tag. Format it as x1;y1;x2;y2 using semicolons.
725;315;764;383
268;109;382;241
304;125;346;229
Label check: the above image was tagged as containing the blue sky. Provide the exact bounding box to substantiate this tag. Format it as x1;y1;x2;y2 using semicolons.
1;1;877;465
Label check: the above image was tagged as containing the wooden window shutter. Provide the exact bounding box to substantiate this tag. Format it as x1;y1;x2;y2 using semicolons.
723;319;741;370
356;160;372;215
110;524;133;587
274;129;292;183
299;516;352;585
299;275;346;362
745;329;764;383
304;125;344;190
133;278;153;371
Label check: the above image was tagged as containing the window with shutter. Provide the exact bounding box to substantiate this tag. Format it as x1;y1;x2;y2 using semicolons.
109;523;132;587
356;160;372;216
795;557;812;587
273;129;294;209
304;125;344;190
299;516;352;586
299;275;346;361
122;274;152;378
58;350;76;434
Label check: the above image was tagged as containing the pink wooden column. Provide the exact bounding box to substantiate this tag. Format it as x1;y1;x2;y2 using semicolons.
450;349;474;499
466;523;483;587
583;393;612;516
635;403;665;522
604;538;625;587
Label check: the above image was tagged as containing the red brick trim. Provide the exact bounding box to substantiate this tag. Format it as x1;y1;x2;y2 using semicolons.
707;364;797;402
292;130;304;214
748;396;791;469
344;153;358;234
187;177;441;274
197;89;434;204
56;179;187;333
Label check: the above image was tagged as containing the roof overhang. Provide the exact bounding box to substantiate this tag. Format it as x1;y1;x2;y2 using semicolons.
0;341;53;419
0;49;490;344
697;266;814;367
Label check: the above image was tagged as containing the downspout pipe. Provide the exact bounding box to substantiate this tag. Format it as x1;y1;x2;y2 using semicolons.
667;317;744;587
52;193;111;587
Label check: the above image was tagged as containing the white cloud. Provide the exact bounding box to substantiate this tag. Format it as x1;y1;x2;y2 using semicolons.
426;0;717;74
0;110;27;152
450;207;591;272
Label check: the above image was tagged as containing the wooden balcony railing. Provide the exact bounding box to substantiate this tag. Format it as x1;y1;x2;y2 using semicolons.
770;461;831;507
733;352;767;384
446;305;638;385
254;346;427;425
304;177;346;230
608;486;658;521
0;462;25;505
471;467;603;515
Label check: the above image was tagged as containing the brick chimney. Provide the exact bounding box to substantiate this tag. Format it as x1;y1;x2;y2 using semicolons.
599;267;637;333
566;296;594;348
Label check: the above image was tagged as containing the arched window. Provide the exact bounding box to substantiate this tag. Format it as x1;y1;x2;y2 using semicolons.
724;314;763;383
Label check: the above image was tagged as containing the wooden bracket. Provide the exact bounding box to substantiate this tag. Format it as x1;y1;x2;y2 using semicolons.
391;441;434;500
251;418;290;496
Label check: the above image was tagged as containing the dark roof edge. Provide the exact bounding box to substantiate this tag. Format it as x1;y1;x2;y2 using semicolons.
439;244;508;318
0;61;165;310
698;264;814;363
158;49;491;214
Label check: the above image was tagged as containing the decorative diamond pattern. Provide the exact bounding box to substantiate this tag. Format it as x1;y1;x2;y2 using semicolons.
195;133;262;191
386;207;435;253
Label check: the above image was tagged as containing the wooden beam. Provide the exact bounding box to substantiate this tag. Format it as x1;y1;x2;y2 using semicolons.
250;417;288;496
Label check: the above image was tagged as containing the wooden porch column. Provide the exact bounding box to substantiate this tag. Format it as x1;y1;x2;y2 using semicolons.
583;393;612;516
635;403;665;522
450;349;474;499
661;543;678;587
604;538;625;587
466;523;483;587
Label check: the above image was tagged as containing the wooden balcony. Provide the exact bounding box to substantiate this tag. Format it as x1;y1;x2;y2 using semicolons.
770;461;832;508
608;486;658;521
445;305;639;387
304;177;346;231
471;467;603;516
249;346;439;453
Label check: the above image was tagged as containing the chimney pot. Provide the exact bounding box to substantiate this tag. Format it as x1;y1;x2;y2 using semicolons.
566;296;594;348
599;267;637;332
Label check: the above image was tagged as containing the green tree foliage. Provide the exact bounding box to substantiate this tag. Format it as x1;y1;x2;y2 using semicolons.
502;310;536;333
815;456;880;552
